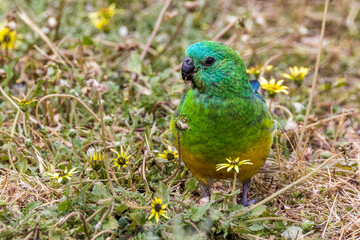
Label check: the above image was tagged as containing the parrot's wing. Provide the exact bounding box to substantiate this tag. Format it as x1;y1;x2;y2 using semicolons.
249;79;265;103
250;79;260;91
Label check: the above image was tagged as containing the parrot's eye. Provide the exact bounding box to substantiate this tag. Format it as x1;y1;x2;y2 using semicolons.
204;57;215;66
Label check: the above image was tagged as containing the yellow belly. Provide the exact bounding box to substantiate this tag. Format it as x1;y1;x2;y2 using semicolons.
180;133;272;185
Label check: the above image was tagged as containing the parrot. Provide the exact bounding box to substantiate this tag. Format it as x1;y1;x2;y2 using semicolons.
170;41;276;206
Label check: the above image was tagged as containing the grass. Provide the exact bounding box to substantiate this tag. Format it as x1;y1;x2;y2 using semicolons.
1;0;360;239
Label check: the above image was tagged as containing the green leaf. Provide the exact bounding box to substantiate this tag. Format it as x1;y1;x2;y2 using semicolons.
1;60;14;86
334;77;347;88
82;35;94;46
185;178;198;193
190;204;210;222
130;211;147;227
115;204;128;215
250;205;267;217
301;219;314;232
0;113;4;127
217;219;231;238
209;209;222;221
249;223;264;231
223;189;241;197
34;79;45;96
58;197;70;212
72;138;82;149
275;220;286;230
157;181;169;202
0;229;14;238
16;156;28;173
24;201;42;215
281;226;303;239
78;183;92;206
128;53;142;75
92;182;111;199
103;216;119;230
63;184;71;197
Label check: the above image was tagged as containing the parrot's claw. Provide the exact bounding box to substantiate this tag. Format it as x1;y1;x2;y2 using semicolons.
237;197;257;207
199;196;210;205
199;183;210;205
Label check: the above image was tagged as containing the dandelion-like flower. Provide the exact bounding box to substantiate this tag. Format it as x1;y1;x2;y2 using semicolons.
246;64;273;77
282;66;310;85
158;146;179;162
111;146;130;169
148;197;169;224
88;3;116;31
0;27;16;50
47;168;77;183
88;148;105;171
259;77;289;97
11;95;37;111
216;157;253;173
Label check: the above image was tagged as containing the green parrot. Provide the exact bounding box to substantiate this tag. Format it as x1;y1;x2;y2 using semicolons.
170;41;276;206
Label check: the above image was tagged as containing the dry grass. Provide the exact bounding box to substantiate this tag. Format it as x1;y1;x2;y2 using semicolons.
1;0;360;239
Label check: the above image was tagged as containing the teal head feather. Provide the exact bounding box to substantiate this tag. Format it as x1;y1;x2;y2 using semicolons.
182;41;252;98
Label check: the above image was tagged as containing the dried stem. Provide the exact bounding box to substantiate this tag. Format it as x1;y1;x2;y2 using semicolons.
93;204;113;236
158;11;189;55
91;230;115;240
232;172;237;204
96;92;116;196
140;0;172;61
0;86;19;110
141;150;151;194
212;17;240;41
297;0;329;153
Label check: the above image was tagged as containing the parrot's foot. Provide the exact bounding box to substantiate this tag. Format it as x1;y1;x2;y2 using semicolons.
237;178;256;207
199;184;210;205
199;196;210;205
237;196;257;207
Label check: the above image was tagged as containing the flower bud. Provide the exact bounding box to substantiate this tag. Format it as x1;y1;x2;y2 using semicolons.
68;129;77;138
7;21;17;31
184;1;200;12
48;17;58;28
104;116;114;126
24;139;33;148
0;69;6;81
40;127;48;135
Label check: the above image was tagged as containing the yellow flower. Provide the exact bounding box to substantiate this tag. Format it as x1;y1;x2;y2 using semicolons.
0;27;16;50
282;66;310;85
88;148;105;171
216;157;253;173
47;168;77;183
111;146;130;169
88;3;116;31
259;77;289;97
246;64;273;77
148;197;169;224
158;146;179;162
11;95;38;111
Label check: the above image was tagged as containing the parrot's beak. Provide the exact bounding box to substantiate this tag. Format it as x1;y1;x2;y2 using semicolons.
181;57;196;86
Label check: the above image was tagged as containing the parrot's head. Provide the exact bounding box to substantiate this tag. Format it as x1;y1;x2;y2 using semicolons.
181;41;251;97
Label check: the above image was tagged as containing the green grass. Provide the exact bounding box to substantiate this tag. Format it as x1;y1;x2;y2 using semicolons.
1;0;360;239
